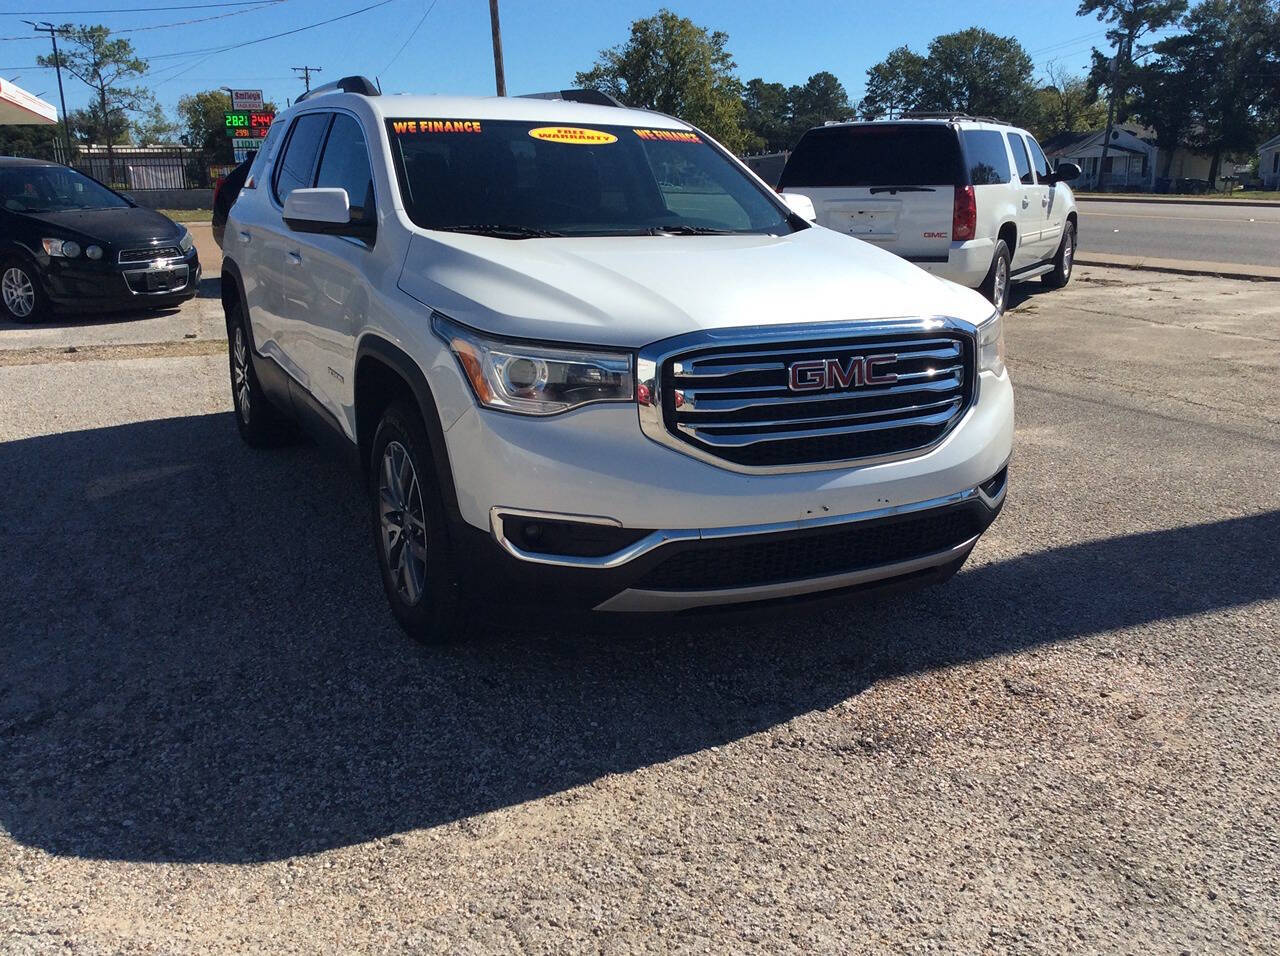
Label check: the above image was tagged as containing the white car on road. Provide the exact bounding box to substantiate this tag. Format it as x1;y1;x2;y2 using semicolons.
221;78;1012;642
779;116;1081;311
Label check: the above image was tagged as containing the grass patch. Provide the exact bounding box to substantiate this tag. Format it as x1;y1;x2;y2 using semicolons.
157;208;213;222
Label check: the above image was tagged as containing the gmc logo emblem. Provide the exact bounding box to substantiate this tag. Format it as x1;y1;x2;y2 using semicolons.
788;354;899;392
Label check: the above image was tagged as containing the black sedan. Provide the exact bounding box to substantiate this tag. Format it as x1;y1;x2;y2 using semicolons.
0;157;200;323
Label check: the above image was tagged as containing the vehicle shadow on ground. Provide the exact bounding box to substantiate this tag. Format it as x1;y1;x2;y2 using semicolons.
1;412;1276;864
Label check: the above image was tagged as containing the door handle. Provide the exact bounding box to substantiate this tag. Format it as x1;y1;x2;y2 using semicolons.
238;230;251;244
287;250;302;265
1021;197;1030;208
1041;196;1049;207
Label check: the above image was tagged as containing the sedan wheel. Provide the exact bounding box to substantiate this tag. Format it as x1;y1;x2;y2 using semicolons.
2;265;37;321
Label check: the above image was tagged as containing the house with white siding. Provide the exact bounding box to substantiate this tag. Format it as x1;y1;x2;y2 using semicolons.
1043;125;1237;191
1260;135;1280;189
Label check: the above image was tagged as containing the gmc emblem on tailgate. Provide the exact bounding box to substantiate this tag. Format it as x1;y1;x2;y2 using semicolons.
788;354;899;392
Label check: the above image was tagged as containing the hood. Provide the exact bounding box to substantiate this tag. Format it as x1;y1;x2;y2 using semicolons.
397;225;994;349
21;206;183;247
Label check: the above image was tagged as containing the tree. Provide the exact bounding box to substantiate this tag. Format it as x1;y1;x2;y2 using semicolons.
787;71;851;138
1129;56;1198;178
0;124;61;162
575;8;748;151
1153;0;1280;184
1078;0;1188;186
133;103;181;146
36;24;150;168
66;106;129;147
1035;60;1107;139
742;78;791;152
858;31;1036;124
859;45;927;119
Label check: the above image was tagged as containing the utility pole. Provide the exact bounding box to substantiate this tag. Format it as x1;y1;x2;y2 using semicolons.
25;21;73;164
292;65;321;93
488;0;506;96
1096;33;1131;190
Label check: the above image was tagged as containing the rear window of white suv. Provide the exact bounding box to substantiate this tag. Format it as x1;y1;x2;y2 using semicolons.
778;124;964;189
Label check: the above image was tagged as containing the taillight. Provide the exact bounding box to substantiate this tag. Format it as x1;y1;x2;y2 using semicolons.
952;184;976;241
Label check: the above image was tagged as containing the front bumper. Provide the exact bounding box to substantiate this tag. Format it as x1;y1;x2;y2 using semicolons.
40;248;200;312
456;470;1006;613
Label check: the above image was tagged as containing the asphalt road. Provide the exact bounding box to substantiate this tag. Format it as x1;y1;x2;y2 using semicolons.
1076;199;1280;267
1;268;1278;951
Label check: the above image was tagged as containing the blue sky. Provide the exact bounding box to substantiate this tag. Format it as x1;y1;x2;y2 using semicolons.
1;0;1117;119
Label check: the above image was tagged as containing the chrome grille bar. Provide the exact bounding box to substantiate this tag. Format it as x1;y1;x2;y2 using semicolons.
678;405;963;448
676;397;962;432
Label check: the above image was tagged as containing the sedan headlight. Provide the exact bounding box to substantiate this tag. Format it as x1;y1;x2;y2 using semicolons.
177;227;194;253
433;314;634;416
42;238;81;258
976;311;1005;376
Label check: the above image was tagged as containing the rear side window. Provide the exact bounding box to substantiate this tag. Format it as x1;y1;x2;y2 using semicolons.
315;114;375;220
273;112;331;204
1007;133;1034;186
779;125;964;189
1026;136;1052;182
961;130;1011;186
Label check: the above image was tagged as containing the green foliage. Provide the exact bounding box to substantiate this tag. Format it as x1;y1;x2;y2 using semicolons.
133;102;181;146
859;46;928;119
1034;61;1107;138
178;89;234;157
742;78;791;151
788;71;852;134
36;24;151;151
575;8;748;151
0;124;61;161
858;30;1036;125
67;106;130;146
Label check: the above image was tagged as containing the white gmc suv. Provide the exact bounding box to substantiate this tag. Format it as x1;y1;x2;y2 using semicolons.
779;117;1081;312
221;77;1013;643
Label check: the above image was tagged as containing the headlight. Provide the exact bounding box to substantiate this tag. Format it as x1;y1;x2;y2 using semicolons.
42;238;81;258
976;311;1005;376
433;314;634;416
178;227;194;253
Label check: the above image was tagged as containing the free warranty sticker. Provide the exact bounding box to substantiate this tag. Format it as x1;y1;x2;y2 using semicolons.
527;126;618;145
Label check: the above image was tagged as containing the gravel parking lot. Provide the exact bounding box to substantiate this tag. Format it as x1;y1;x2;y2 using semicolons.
1;266;1277;952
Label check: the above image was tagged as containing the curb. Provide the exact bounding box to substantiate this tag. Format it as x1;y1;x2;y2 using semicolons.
1076;253;1280;281
1075;194;1280;209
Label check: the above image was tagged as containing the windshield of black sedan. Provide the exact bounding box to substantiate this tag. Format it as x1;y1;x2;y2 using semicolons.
387;119;793;237
0;165;129;213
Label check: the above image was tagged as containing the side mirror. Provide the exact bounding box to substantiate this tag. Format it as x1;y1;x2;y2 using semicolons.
282;187;375;241
780;191;817;222
1052;161;1081;184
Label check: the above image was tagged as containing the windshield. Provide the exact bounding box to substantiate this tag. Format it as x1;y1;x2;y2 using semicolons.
387;118;794;237
779;124;964;189
0;165;130;213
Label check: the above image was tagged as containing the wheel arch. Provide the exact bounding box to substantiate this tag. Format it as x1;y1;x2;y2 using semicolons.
354;335;462;521
997;221;1017;253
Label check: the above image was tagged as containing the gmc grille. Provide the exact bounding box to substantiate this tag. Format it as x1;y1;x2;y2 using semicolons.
655;328;976;469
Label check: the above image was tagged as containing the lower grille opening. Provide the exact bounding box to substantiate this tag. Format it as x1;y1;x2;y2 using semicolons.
500;515;650;558
633;507;985;592
980;466;1008;500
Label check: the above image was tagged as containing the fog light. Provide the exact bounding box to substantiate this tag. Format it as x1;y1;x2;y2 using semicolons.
61;240;82;258
85;245;103;260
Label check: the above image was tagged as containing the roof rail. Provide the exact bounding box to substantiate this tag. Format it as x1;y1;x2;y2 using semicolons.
900;111;1007;125
518;88;626;108
295;75;381;104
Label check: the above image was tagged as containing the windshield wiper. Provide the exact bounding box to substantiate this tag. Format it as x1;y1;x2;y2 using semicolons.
434;224;565;239
650;224;736;235
868;185;937;195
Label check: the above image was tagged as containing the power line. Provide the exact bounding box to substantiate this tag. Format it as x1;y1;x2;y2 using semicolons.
0;2;285;42
380;0;438;76
1;1;278;13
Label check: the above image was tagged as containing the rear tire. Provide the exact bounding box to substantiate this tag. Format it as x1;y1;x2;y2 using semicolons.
1;257;47;324
979;239;1012;314
369;400;465;644
225;300;294;447
1041;221;1075;289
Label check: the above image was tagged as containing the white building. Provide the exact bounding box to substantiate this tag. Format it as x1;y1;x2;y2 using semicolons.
1260;135;1280;189
1043;125;1237;191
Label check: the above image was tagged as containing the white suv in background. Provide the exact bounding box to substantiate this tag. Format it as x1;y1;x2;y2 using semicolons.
221;78;1012;643
779;117;1081;312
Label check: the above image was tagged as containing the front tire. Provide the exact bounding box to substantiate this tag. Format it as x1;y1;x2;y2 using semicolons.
979;239;1012;314
225;300;293;447
1;257;47;324
370;400;465;644
1041;222;1075;289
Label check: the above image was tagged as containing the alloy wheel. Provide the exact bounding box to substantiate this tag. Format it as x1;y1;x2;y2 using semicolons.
232;326;252;424
1063;232;1074;279
379;440;429;606
2;267;35;319
993;256;1009;312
